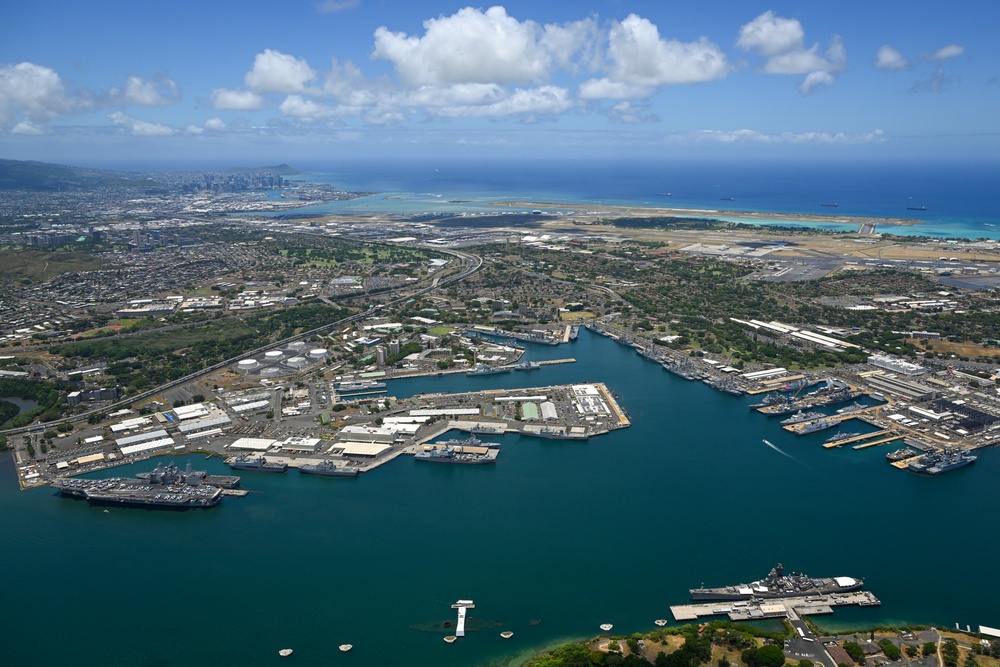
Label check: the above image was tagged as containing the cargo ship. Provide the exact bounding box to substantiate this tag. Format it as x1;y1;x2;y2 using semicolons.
298;460;359;477
52;462;223;509
907;448;976;476
229;455;288;473
690;564;864;601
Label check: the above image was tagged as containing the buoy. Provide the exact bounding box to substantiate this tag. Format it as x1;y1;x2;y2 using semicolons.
500;631;514;639
339;644;352;652
278;648;293;657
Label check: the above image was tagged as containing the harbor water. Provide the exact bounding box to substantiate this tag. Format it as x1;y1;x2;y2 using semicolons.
0;328;996;665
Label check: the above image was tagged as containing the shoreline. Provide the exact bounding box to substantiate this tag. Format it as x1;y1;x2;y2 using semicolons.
487;200;924;227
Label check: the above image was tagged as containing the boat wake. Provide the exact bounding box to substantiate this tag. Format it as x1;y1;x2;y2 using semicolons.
762;439;811;469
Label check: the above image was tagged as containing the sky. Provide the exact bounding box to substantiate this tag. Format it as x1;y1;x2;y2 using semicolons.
1;1;998;166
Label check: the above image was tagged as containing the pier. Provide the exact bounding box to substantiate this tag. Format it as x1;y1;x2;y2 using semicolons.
670;591;880;622
452;600;475;637
819;430;894;448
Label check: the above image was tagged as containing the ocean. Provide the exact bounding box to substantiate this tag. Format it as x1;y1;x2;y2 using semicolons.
275;159;1000;239
1;329;996;666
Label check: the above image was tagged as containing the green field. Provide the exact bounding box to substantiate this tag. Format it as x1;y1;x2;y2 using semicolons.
0;249;106;282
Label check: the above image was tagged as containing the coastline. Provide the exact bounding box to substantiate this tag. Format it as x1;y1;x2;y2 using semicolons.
486;201;924;227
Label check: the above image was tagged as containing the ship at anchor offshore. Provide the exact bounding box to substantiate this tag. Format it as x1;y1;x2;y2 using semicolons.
690;564;863;601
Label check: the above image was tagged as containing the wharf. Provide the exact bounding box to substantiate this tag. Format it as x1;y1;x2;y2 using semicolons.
220;488;249;496
670;591;880;622
819;430;893;448
536;358;575;366
783;410;876;434
850;434;902;450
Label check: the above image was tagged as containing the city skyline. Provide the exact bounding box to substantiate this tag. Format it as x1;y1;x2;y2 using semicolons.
2;1;997;164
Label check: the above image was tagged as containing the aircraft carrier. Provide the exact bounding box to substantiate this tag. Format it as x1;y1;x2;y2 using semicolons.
52;462;224;509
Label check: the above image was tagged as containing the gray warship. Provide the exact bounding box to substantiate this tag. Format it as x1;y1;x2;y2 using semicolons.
690;563;864;601
52;462;224;509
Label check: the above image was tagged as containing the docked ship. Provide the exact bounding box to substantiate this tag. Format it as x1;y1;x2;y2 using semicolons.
907;448;976;476
886;448;917;462
825;431;862;445
510;361;541;371
415;436;500;464
527;426;588;440
335;380;387;393
778;378;822;393
52;462;223;509
229;455;288;473
298;460;359;477
466;364;510;376
749;393;786;409
136;462;241;488
797;418;837;434
690;564;864;601
780;410;824;426
835;402;868;415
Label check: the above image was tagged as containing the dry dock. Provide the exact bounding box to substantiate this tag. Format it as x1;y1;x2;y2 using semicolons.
670;591;880;622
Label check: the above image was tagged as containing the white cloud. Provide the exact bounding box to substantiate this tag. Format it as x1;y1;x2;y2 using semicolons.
107;110;176;136
244;49;317;94
429;85;573;118
0;61;72;127
798;71;835;94
204;117;226;132
111;75;179;106
668;128;886;145
372;6;590;86
315;0;360;13
875;45;910;71
279;94;344;120
210;87;263;110
11;120;49;135
185;125;204;135
605;15;729;86
736;12;846;93
928;44;964;61
578;78;653;100
605;101;658;124
736;11;804;56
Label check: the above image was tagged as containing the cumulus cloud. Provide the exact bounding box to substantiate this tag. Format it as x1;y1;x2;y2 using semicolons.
605;101;658;124
279;94;345;121
736;11;804;56
11;120;50;135
668;128;886;145
0;61;72;127
736;12;845;93
210;87;263;110
315;0;360;13
110;75;179;106
875;45;910;71
107;110;176;136
579;14;728;99
244;49;317;94
204;117;226;132
927;44;964;61
372;6;591;86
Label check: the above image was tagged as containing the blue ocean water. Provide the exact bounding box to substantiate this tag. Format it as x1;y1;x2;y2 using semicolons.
1;330;997;666
281;159;1000;239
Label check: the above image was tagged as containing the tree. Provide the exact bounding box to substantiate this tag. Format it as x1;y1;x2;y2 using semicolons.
843;642;865;664
923;642;938;657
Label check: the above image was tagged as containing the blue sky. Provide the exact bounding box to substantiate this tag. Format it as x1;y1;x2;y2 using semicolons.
1;1;997;165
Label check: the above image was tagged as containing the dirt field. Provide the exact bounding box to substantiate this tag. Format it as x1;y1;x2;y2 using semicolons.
909;338;1000;359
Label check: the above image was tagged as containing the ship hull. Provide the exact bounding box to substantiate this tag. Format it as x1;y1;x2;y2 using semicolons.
691;580;864;601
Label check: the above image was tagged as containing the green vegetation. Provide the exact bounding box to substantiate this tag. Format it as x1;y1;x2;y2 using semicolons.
942;638;959;667
877;639;901;660
842;641;864;664
0;378;67;428
0;158;150;192
0;249;107;283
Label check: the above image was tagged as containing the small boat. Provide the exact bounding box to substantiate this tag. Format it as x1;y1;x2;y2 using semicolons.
339;644;353;652
654;619;668;626
444;636;457;643
500;631;514;639
821;203;839;207
599;623;613;631
278;648;293;657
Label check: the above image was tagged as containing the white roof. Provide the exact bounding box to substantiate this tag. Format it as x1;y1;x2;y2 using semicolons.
333;442;391;457
120;438;175;456
115;429;169;447
834;576;857;587
230;437;277;451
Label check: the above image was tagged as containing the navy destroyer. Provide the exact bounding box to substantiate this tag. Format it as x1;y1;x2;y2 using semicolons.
229;455;288;473
780;410;824;426
415;436;500;464
298;460;359;477
466;364;510;376
52;462;223;509
907;448;976;476
690;564;864;601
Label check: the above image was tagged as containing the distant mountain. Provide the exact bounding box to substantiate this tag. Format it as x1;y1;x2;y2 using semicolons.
0;159;141;192
226;163;302;175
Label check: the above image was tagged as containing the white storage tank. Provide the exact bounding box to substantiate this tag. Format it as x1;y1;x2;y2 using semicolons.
260;366;282;377
286;356;307;368
308;348;328;359
264;350;284;361
237;358;258;370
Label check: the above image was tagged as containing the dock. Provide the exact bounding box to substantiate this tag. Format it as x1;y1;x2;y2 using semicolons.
849;434;902;450
819;430;894;448
670;591;880;622
452;600;475;637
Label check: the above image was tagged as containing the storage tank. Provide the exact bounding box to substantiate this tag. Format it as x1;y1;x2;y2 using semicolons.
308;348;328;359
237;358;258;370
264;350;284;361
260;366;282;377
286;356;307;368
